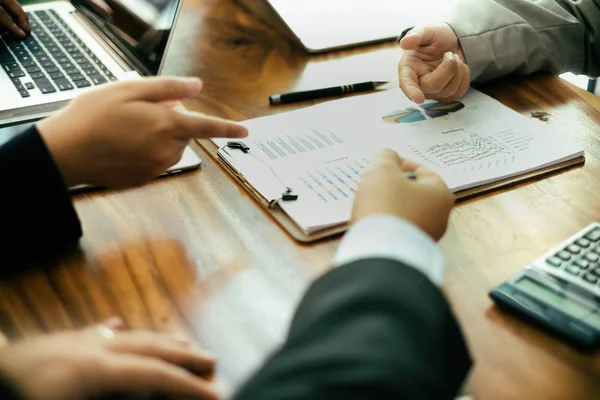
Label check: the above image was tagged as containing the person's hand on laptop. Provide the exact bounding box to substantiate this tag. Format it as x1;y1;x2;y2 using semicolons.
352;149;454;241
36;76;248;189
0;0;30;39
0;317;219;400
398;23;470;104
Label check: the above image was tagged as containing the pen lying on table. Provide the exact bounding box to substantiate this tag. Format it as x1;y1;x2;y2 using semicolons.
269;81;388;105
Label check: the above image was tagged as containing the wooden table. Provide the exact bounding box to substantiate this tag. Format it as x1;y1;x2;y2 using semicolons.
3;0;600;399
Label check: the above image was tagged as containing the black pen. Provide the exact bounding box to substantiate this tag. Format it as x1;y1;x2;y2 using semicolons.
269;81;388;105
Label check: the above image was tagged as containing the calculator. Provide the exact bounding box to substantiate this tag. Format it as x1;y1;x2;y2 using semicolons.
490;223;600;349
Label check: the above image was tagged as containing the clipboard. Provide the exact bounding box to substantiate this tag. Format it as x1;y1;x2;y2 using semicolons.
197;138;585;243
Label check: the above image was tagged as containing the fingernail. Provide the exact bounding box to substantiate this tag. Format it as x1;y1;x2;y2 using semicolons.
444;52;454;62
233;125;249;138
16;27;26;38
183;77;202;93
405;31;419;38
170;332;192;345
103;316;123;327
194;347;216;360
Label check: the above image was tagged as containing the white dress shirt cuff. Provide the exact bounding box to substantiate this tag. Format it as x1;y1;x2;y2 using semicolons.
334;215;445;286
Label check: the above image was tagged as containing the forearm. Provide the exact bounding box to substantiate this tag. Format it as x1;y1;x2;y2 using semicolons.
445;0;600;81
234;260;471;400
234;216;471;399
0;126;82;273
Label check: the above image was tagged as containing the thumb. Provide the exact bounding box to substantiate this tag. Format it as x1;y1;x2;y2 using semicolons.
399;27;424;50
116;77;203;103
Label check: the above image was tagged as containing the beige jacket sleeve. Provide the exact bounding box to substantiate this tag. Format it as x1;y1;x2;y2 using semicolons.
444;0;600;82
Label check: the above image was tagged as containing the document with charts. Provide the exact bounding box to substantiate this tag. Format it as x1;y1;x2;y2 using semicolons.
212;88;584;234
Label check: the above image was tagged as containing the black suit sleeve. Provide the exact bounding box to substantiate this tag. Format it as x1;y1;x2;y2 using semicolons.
0;373;27;400
0;125;82;274
234;258;472;400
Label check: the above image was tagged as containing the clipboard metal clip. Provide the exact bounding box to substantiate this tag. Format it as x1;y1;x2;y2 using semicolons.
226;141;299;207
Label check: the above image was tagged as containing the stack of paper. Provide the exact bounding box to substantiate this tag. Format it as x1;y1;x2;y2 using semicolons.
213;89;584;235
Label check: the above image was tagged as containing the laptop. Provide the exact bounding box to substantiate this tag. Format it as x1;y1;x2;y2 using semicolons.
236;0;449;53
0;0;183;125
0;0;203;190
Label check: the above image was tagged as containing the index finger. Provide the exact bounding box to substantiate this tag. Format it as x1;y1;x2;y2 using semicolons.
105;355;219;400
399;158;444;182
174;110;248;139
420;52;458;95
3;0;29;33
398;64;425;104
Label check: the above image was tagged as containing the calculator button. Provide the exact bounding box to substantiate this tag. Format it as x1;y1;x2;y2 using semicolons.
577;238;591;248
585;229;600;242
565;265;581;276
567;244;582;254
592;267;600;277
546;257;562;267
576;259;591;269
585;252;599;262
557;251;572;261
583;274;599;284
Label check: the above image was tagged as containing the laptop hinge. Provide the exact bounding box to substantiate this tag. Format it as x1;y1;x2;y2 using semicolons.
69;10;138;74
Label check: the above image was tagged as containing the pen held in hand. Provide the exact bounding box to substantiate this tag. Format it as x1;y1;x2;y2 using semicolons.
269;81;388;105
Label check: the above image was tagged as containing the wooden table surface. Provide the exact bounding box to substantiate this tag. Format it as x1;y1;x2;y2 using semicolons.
3;0;600;399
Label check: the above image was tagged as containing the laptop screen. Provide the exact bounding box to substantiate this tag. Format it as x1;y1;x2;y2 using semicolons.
73;0;182;76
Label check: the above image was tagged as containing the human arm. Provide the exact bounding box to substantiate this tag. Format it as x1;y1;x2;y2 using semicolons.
233;151;471;400
447;0;600;82
398;0;600;103
0;319;218;400
0;77;247;271
0;0;30;38
0;125;82;272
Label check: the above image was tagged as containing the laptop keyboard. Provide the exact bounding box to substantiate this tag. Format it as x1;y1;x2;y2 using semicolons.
0;9;117;98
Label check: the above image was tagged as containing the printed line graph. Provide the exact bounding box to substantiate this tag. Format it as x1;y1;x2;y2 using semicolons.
407;130;533;169
298;159;370;203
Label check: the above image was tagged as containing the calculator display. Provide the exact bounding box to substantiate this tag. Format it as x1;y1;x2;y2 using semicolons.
515;276;590;318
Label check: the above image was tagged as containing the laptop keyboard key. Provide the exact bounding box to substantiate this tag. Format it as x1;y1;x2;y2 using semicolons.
2;62;19;71
91;75;107;85
30;72;46;79
8;70;25;78
54;78;73;91
50;72;65;80
41;61;56;68
65;68;80;76
70;74;86;81
16;55;32;63
25;66;41;73
21;61;36;67
74;79;91;88
15;83;25;91
45;67;60;73
18;89;30;98
82;66;98;75
24;82;34;90
34;78;56;93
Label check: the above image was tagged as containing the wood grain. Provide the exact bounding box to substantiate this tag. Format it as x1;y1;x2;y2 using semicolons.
2;0;600;399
